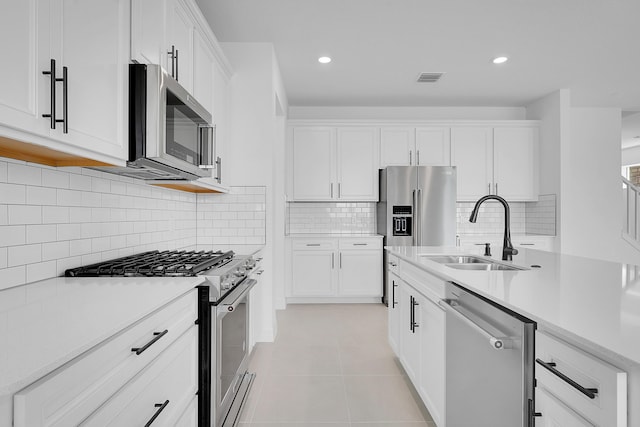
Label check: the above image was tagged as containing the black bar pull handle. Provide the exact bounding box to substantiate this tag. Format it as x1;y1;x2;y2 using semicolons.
42;59;56;129
168;45;176;77
411;296;419;332
409;295;414;332
56;66;68;133
144;400;170;427
535;358;599;399
131;329;168;355
175;48;179;81
391;280;398;309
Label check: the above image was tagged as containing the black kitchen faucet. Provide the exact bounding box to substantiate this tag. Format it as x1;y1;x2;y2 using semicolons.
469;194;519;261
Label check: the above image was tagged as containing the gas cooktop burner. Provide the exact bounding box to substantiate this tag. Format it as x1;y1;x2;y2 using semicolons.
64;250;235;277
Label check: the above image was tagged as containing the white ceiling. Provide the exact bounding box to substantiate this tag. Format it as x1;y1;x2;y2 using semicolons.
196;0;640;111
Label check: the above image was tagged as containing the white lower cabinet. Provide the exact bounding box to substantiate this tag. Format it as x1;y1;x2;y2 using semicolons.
387;270;401;354
535;330;627;427
83;326;198;426
536;387;594;427
394;268;445;427
289;237;382;301
13;289;198;427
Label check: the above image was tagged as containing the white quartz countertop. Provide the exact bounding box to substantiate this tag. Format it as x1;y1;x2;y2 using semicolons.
287;234;383;238
0;276;203;396
387;245;640;366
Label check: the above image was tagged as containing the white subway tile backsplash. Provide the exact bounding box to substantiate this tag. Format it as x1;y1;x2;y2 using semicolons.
0;183;26;204
0;266;25;291
68;239;92;257
287;202;377;235
42;241;69;261
26;225;57;244
8;163;42;186
0;247;6;268
0;225;26;247
0;161;7;182
26;186;57;206
8;244;42;267
26;261;56;283
42;206;69;224
41;169;69;189
0;205;7;225
69;173;92;191
8;205;42;225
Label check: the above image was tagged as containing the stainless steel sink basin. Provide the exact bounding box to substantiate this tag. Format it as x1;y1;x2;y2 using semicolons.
420;254;528;271
421;255;491;264
444;263;528;271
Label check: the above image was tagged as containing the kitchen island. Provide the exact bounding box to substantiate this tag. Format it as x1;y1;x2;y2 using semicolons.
387;245;640;427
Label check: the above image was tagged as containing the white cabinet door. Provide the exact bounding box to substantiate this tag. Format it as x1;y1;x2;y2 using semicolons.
292;127;335;201
130;0;168;67
451;126;493;201
493;126;538;201
399;283;420;382
49;0;129;160
167;0;194;91
380;127;414;167
338;250;382;297
535;387;594;427
387;272;401;354
418;297;445;427
192;27;215;116
291;249;336;296
336;127;379;201
0;0;49;136
415;127;450;166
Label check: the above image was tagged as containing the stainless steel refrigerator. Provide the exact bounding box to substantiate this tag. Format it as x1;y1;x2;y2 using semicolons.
377;166;457;303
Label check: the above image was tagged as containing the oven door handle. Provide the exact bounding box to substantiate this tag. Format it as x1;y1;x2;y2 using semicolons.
217;279;257;313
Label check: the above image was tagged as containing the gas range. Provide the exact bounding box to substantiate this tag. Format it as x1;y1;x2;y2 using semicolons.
64;249;260;304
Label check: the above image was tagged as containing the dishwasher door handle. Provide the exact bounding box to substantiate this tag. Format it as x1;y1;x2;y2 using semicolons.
440;299;512;350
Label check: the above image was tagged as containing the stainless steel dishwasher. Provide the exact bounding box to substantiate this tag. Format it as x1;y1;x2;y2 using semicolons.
442;282;536;427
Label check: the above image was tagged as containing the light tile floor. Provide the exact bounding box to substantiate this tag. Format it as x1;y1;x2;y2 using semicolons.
239;304;436;427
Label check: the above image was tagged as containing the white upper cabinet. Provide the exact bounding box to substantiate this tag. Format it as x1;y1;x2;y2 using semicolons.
493;126;538;201
451;126;494;200
0;0;129;165
415;127;451;166
380;126;450;167
451;124;539;201
130;0;168;68
292;127;335;201
0;0;49;137
336;127;379;201
192;27;216;116
167;0;194;92
380;127;415;167
51;0;129;160
290;126;379;201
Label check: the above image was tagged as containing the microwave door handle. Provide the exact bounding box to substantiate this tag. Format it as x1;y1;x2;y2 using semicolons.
198;124;216;169
216;156;222;183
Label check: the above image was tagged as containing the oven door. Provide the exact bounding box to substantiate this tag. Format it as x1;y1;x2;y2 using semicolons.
213;279;257;426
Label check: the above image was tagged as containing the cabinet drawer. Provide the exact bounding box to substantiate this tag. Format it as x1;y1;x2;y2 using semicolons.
387;254;399;274
536;386;593;427
14;289;197;427
535;331;627;427
399;260;445;303
339;237;382;250
83;326;198;426
291;239;337;250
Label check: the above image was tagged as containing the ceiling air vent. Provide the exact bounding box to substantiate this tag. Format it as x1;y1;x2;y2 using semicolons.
417;72;445;83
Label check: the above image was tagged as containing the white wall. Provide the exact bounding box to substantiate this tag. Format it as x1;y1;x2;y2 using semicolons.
221;42;288;342
289;106;526;120
563;108;638;264
526;90;570;252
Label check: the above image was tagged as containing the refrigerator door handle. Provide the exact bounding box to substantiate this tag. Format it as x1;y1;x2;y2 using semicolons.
416;188;421;246
412;189;417;246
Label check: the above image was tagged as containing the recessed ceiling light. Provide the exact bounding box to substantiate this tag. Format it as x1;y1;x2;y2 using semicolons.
493;56;508;64
318;56;332;64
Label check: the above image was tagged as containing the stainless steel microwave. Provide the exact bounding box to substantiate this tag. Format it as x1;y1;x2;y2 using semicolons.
94;64;216;181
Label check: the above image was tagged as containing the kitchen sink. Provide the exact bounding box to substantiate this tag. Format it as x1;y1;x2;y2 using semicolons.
444;263;528;271
420;254;528;271
421;255;491;264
